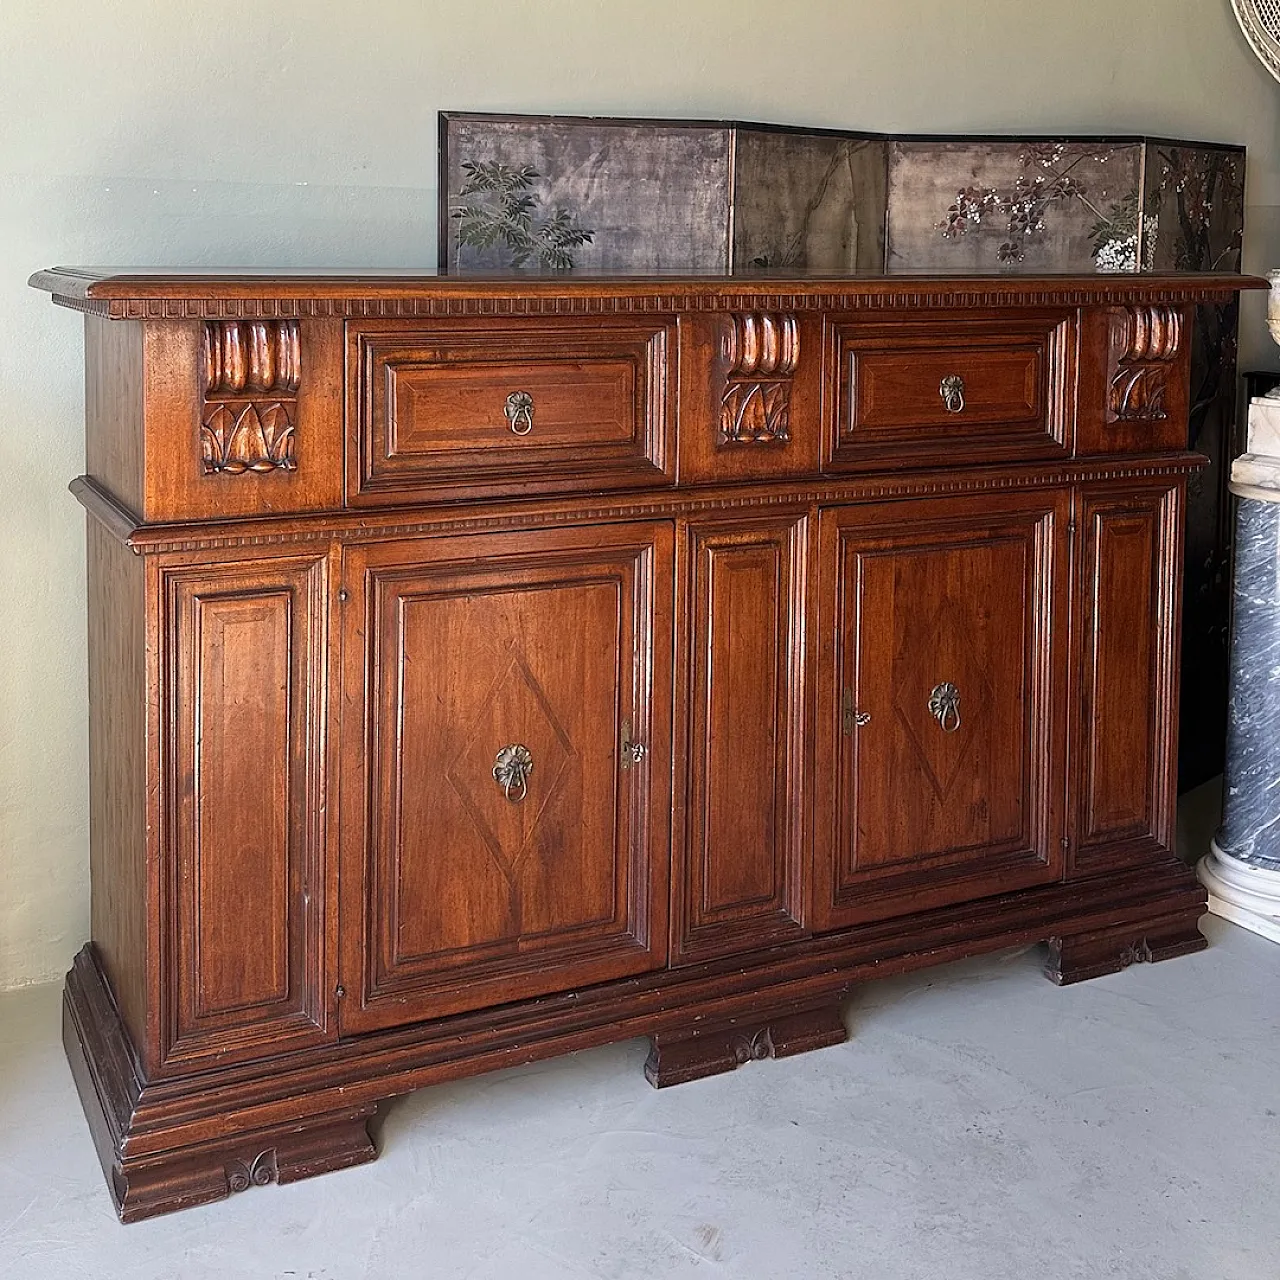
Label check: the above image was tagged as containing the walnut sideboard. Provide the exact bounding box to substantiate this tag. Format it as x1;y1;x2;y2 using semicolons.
30;267;1263;1221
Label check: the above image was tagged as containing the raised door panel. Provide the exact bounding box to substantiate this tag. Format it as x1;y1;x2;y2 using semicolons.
160;553;331;1067
813;492;1068;929
1071;483;1181;870
340;523;673;1033
674;515;808;964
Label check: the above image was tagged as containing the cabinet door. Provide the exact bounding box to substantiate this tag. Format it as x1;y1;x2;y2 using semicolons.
339;523;672;1032
159;553;332;1068
813;491;1068;929
1070;482;1181;871
673;515;809;964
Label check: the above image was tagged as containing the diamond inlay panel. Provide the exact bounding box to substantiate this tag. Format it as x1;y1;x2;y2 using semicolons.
892;597;996;803
389;579;621;967
446;652;575;883
814;494;1066;935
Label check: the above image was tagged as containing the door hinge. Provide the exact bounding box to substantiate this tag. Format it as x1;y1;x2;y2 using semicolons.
842;688;871;736
621;719;647;769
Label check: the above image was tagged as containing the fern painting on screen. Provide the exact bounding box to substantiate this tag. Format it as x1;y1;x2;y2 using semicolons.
451;160;595;270
441;115;734;272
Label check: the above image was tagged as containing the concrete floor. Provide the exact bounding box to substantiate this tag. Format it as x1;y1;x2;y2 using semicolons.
2;789;1277;1278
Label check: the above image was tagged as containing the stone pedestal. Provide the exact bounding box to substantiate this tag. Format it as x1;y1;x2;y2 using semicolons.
1198;395;1280;942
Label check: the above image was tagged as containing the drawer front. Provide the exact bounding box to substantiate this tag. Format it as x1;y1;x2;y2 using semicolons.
348;320;674;503
826;316;1073;468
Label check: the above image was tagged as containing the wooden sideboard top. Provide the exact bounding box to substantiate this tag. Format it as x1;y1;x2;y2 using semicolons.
29;266;1265;320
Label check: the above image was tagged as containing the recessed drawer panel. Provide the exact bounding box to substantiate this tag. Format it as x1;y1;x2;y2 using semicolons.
854;343;1041;429
825;316;1074;469
348;320;674;503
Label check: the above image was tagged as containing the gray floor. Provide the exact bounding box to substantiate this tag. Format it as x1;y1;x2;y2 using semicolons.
1;789;1277;1278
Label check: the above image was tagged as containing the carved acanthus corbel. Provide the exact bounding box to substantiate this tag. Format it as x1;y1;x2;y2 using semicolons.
719;312;799;445
1106;306;1183;423
200;320;300;473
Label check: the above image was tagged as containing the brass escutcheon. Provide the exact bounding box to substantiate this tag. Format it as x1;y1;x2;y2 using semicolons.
841;687;871;735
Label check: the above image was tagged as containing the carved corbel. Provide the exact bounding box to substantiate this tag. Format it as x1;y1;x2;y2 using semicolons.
719;312;799;445
1106;306;1183;423
200;320;300;473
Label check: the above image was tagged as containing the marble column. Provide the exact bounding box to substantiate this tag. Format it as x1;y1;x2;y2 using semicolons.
1199;397;1280;943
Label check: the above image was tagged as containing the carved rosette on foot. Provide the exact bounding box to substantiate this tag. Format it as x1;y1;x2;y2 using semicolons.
1105;305;1183;423
200;319;300;474
103;1110;379;1223
62;947;378;1223
645;1002;848;1088
719;312;799;445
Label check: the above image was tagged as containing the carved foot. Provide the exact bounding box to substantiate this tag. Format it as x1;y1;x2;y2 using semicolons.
1044;914;1206;986
645;1001;848;1089
109;1107;378;1223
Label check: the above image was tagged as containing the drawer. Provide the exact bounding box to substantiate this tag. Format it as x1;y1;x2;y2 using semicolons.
824;315;1074;469
348;319;674;503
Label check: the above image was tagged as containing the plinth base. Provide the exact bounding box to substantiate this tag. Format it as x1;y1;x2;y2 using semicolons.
1198;841;1280;944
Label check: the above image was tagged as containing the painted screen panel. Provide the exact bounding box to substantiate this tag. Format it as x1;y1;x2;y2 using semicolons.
886;140;1143;273
732;129;887;272
441;114;731;272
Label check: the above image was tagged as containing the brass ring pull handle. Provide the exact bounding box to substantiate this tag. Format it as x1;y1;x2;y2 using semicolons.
928;682;962;733
940;375;965;414
504;390;535;435
492;744;533;802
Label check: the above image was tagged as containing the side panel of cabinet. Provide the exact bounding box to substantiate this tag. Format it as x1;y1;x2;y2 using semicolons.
158;552;332;1067
88;522;151;1066
813;491;1068;930
339;523;673;1033
673;514;809;964
1070;481;1182;871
